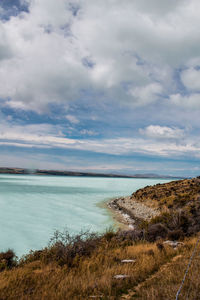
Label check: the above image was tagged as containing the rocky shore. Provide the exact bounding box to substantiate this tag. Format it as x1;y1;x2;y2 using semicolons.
108;196;160;229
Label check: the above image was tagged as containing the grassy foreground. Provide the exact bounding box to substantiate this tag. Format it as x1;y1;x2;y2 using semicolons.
0;234;199;299
1;177;200;299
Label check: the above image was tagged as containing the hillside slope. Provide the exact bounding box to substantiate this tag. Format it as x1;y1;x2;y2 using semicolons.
132;177;200;211
132;177;200;238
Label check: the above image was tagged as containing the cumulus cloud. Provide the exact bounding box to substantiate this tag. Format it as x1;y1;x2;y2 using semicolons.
139;125;185;139
1;0;200;111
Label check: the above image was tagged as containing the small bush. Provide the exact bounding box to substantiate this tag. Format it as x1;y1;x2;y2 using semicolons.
20;250;43;265
103;227;116;241
167;229;184;240
150;212;172;226
117;229;144;241
0;249;17;271
147;223;168;242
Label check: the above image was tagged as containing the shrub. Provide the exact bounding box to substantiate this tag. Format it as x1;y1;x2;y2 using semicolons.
147;223;168;242
103;227;116;241
150;212;172;227
167;229;184;240
117;229;144;241
20;250;43;265
0;249;17;271
40;229;102;267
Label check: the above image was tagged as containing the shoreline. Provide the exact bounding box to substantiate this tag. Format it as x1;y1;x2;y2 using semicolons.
107;197;136;230
107;195;160;230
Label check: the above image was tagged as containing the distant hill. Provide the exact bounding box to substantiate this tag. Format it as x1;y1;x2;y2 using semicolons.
0;167;184;179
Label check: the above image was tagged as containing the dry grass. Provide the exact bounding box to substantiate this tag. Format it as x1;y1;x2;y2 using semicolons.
131;237;200;300
132;178;200;211
0;235;198;299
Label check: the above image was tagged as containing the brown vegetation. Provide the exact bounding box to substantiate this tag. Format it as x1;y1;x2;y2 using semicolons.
132;177;200;211
0;249;17;271
132;177;200;238
0;232;199;299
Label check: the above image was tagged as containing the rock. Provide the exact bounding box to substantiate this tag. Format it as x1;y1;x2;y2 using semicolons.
163;240;184;248
121;259;136;263
128;224;135;229
114;274;130;279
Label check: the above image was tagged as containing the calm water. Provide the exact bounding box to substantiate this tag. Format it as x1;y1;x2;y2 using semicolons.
0;174;172;256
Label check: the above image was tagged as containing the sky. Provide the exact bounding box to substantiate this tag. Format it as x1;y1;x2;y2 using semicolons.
0;0;200;177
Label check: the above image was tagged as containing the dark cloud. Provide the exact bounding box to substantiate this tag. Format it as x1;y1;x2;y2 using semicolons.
0;0;29;20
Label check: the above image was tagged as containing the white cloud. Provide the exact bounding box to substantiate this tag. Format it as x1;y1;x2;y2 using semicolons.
181;68;200;92
0;122;64;137
140;125;185;139
129;83;163;106
170;93;200;108
1;135;199;158
0;121;199;159
1;0;200;111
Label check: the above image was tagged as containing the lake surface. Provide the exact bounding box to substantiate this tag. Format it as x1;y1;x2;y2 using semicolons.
0;174;172;256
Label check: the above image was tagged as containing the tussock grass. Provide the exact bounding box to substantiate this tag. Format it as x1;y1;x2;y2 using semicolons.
0;230;198;299
132;178;200;211
134;237;200;300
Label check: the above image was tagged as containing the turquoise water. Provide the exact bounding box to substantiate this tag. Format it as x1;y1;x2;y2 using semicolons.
0;174;172;256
